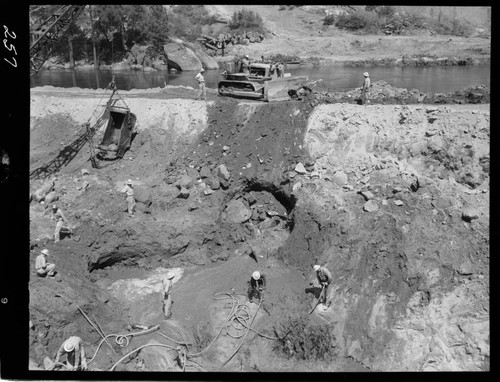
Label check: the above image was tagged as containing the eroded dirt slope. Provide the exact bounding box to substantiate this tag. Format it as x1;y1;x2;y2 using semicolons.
29;85;489;372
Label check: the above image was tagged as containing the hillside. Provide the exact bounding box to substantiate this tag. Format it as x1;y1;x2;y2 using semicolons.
204;5;491;64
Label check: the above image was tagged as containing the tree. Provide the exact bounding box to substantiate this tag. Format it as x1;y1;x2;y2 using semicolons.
142;5;169;54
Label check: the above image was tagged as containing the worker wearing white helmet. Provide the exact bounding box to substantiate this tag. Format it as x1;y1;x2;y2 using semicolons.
35;249;56;277
51;203;70;243
361;72;371;105
248;270;266;303
241;55;250;75
121;179;135;217
162;272;175;319
313;264;332;305
55;336;87;371
195;67;206;101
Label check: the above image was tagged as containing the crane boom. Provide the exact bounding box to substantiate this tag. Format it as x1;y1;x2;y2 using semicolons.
30;5;86;77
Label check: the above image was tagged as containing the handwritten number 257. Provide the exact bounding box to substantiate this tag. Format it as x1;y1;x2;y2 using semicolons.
3;25;17;68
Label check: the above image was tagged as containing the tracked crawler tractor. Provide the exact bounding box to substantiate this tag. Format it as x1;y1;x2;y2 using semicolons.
218;62;309;102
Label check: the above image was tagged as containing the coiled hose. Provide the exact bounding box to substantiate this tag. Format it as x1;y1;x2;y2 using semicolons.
103;292;278;371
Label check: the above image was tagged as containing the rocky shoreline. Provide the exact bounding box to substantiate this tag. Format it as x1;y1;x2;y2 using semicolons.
43;53;490;73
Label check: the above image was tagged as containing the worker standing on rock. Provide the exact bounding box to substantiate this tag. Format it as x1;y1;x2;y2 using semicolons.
121;179;136;217
162;272;175;319
195;68;206;101
313;264;332;305
35;249;56;278
248;271;266;303
55;336;87;371
51;204;70;243
361;72;371;105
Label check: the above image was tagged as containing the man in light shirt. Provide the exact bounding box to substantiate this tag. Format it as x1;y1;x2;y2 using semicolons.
55;336;88;371
51;204;70;243
121;179;135;217
361;72;371;105
313;264;332;305
35;249;56;278
162;272;175;319
195;68;206;100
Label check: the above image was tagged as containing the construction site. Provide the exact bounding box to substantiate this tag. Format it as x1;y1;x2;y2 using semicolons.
23;4;490;375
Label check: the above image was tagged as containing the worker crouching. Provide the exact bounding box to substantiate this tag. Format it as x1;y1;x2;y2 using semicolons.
248;271;266;303
313;264;332;305
55;336;87;371
35;249;56;278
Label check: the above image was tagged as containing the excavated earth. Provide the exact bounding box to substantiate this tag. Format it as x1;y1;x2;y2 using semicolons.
29;82;489;372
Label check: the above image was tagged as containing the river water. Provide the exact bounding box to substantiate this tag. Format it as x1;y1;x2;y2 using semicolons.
30;64;490;94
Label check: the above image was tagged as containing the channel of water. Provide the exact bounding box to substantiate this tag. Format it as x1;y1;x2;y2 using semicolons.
30;64;490;94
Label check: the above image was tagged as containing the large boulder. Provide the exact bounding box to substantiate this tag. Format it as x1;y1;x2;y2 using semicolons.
33;179;55;203
139;340;181;371
134;186;153;206
128;45;148;65
224;199;252;224
152;59;168;71
163;42;202;71
183;41;219;70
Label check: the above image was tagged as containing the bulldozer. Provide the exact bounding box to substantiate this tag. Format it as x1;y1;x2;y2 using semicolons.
218;62;309;102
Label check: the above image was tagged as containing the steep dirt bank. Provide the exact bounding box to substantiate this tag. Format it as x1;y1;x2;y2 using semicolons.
29;86;489;372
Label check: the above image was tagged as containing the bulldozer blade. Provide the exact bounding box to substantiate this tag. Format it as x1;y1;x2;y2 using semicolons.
264;76;309;102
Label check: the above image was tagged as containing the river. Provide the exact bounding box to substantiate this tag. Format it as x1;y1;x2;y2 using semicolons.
30;64;490;94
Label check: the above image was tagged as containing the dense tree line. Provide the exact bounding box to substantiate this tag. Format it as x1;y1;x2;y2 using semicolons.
30;5;267;66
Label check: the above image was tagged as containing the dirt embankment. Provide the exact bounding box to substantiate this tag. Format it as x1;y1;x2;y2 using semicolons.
29;85;489;372
207;5;490;66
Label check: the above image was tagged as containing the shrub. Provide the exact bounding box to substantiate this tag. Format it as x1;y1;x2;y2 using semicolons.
273;315;336;361
168;5;219;41
228;8;266;35
266;53;301;63
191;321;214;352
278;5;287;11
335;11;377;31
375;6;395;18
323;14;335;26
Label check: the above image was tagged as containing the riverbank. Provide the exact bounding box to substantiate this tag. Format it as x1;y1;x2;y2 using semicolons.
41;28;490;73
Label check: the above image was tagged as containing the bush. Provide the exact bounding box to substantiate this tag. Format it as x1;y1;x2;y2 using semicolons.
273;315;336;361
375;6;395;18
168;5;220;41
228;8;266;35
191;321;214;352
335;11;377;31
323;14;335;26
266;53;301;63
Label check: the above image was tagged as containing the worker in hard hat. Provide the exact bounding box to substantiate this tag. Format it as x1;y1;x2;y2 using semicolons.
35;249;56;278
162;272;175;319
121;179;135;217
248;271;266;303
313;264;332;305
51;204;70;243
361;72;371;105
195;68;206;100
241;55;250;75
55;336;87;371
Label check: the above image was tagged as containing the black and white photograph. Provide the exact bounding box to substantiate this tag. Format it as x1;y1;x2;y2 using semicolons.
2;3;492;378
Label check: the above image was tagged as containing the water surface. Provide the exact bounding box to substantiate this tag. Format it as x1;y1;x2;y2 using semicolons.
30;64;490;94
